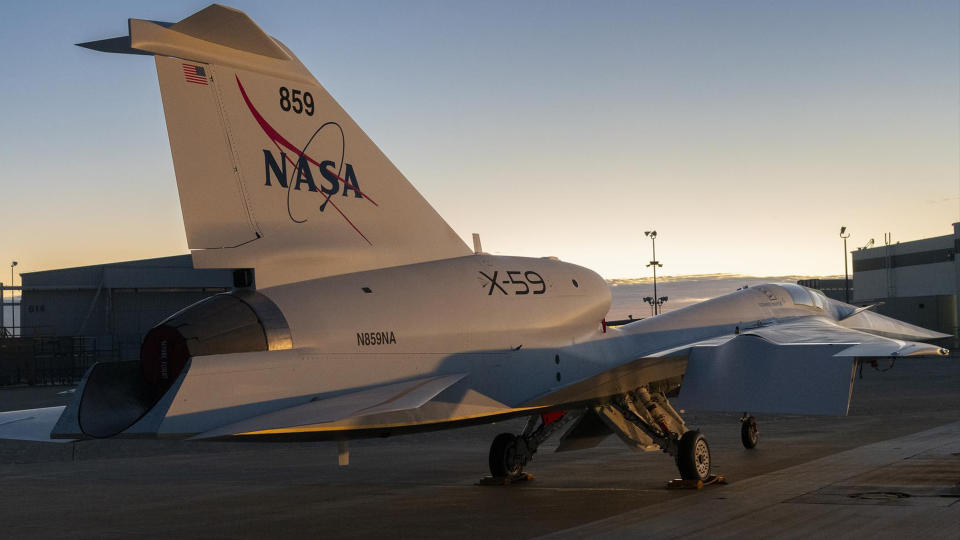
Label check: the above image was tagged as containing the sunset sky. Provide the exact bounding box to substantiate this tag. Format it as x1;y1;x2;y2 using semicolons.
0;0;957;283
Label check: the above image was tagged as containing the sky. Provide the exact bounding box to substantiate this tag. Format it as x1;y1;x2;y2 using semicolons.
0;0;957;284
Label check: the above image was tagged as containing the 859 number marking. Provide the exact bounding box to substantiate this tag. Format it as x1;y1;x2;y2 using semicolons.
479;270;546;295
279;86;314;115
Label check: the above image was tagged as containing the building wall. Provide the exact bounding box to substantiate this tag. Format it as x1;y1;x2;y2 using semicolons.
22;289;101;336
796;278;850;302
851;223;960;345
868;295;957;339
854;261;955;300
852;234;956;300
19;255;233;360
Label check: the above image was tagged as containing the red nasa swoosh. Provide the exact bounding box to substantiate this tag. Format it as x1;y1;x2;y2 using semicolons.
236;76;375;245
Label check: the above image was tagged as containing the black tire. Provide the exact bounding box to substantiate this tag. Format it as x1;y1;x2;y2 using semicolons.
489;433;523;477
740;415;758;449
676;430;711;481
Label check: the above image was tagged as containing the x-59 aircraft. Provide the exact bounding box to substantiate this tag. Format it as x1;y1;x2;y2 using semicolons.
1;4;950;482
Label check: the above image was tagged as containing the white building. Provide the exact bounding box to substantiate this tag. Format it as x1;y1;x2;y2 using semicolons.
852;223;958;345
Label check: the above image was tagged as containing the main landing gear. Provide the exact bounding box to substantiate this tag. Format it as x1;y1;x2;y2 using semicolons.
740;413;758;449
607;386;712;482
486;385;716;483
488;411;574;479
676;430;711;480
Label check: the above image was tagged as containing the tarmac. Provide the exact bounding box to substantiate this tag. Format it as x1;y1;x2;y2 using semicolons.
1;357;958;539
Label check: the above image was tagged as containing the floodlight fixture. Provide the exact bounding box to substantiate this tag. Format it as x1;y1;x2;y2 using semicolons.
839;227;851;302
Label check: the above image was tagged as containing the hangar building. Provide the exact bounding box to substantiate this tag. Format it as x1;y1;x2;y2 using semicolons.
852;223;959;346
19;255;233;361
796;278;849;302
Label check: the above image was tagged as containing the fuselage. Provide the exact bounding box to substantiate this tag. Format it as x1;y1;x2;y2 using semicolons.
55;254;945;441
261;254;612;354
137;262;857;438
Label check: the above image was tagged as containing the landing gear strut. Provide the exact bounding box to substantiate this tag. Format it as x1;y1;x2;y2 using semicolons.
486;386;717;482
740;413;758;449
487;412;574;478
607;386;713;481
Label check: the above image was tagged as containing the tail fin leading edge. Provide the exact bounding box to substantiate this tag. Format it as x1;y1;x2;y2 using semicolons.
81;4;470;287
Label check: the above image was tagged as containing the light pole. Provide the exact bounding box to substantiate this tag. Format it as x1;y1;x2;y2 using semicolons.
9;261;17;336
839;227;850;303
644;231;664;315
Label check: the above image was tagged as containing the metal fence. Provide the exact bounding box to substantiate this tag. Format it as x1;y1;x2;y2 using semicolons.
0;335;122;386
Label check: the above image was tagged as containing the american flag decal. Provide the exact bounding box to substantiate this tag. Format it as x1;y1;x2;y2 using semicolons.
182;63;208;85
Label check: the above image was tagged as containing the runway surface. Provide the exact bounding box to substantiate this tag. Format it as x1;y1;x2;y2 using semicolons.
548;420;960;539
1;358;958;539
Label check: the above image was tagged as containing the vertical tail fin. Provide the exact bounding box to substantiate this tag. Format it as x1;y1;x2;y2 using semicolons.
79;4;470;287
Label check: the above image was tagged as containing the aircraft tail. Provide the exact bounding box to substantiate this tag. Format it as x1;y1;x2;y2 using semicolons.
79;4;470;287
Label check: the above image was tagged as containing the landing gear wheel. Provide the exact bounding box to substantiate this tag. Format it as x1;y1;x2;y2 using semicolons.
489;433;524;477
676;430;711;481
740;415;758;449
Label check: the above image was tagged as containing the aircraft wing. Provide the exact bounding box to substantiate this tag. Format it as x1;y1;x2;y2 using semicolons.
531;316;948;416
741;316;950;356
0;406;73;443
191;373;470;440
678;316;948;416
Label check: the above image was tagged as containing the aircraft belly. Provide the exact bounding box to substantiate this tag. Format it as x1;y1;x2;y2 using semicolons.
145;347;561;437
216;351;693;442
142;336;658;438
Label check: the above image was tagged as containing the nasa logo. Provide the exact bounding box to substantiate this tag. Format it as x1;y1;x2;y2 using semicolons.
237;75;378;243
263;150;363;199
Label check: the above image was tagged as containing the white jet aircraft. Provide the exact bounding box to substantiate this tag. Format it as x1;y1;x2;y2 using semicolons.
0;4;950;482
